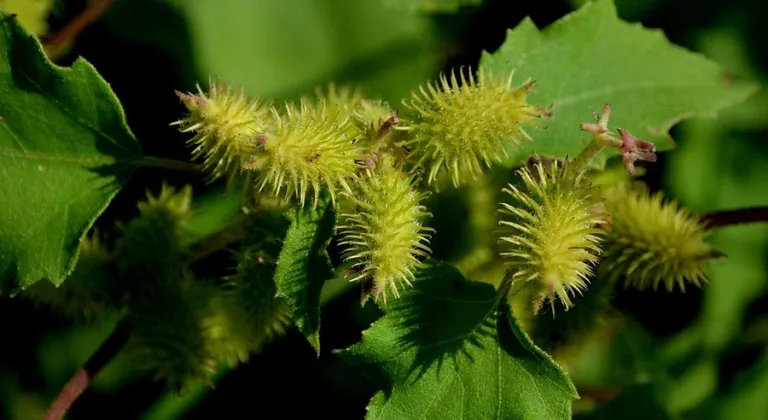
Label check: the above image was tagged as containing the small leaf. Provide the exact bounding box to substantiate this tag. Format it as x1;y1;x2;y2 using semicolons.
0;13;141;293
274;193;336;354
480;0;758;167
338;260;577;420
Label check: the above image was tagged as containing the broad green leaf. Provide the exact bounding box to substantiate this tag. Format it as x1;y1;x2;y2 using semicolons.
0;14;140;293
274;194;336;354
381;0;482;13
338;260;577;420
480;0;758;167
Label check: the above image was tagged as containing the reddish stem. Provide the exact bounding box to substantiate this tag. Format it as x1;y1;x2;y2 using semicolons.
44;321;131;420
700;206;768;229
43;0;116;59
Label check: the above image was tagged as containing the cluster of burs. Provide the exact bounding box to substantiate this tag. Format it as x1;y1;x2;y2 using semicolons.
25;67;719;391
172;68;714;306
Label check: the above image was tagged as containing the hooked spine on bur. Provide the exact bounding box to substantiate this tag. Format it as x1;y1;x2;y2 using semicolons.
399;66;546;188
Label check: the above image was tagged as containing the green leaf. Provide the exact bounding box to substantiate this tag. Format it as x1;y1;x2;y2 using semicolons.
338;260;578;420
274;194;336;354
0;14;140;293
480;0;758;167
381;0;482;13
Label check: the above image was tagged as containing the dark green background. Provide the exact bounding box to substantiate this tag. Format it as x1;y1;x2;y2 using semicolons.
1;0;767;418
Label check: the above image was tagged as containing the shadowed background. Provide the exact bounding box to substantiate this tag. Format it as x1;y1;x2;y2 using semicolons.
1;0;767;418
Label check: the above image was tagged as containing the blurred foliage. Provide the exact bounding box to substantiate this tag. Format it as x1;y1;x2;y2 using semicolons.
1;0;767;419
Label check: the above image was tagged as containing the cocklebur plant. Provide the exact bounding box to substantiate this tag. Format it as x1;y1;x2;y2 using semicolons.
3;2;765;418
499;158;606;315
398;66;546;188
337;154;433;304
599;181;720;292
172;81;272;194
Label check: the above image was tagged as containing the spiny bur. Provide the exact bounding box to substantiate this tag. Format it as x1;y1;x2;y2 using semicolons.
116;184;218;393
400;67;544;188
499;160;606;315
338;155;433;305
313;83;396;139
242;97;363;208
115;184;193;279
127;276;219;393
313;83;366;141
173;81;271;193
219;249;292;354
600;182;718;292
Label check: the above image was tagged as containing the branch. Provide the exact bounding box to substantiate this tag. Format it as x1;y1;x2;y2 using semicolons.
44;321;131;420
700;206;768;229
43;0;116;59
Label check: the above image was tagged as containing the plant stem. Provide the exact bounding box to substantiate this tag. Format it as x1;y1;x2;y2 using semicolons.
567;136;610;176
700;206;768;228
132;157;206;175
43;0;116;60
44;321;131;420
